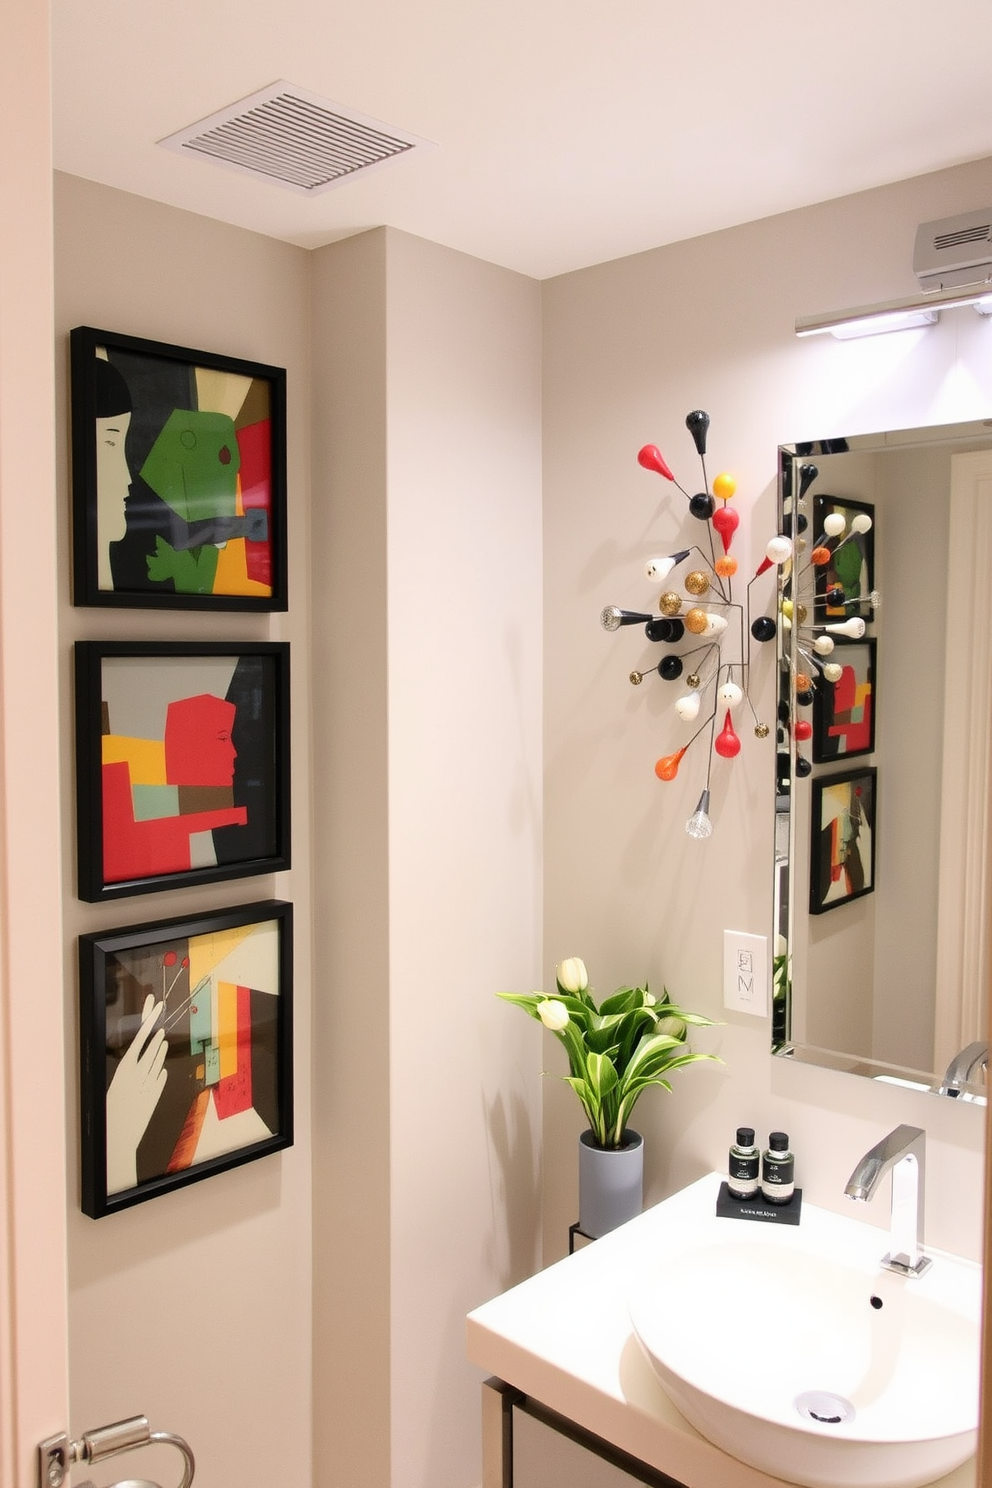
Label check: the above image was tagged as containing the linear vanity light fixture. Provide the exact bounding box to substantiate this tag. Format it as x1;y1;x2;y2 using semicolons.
796;208;992;339
795;282;992;340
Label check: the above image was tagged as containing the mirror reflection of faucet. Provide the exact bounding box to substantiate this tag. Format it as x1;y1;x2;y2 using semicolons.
934;1040;988;1100
844;1124;932;1277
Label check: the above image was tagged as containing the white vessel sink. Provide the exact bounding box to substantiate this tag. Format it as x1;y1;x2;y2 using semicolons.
629;1204;981;1488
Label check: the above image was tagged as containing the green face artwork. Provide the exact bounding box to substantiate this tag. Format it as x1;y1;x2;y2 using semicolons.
140;409;241;526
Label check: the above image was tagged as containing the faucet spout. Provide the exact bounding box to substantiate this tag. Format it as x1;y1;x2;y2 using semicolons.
935;1040;988;1098
844;1124;931;1277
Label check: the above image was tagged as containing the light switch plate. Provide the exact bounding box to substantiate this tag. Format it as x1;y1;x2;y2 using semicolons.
723;930;768;1016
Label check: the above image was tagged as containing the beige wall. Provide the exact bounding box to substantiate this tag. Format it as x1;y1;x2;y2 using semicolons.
310;226;545;1488
54;173;315;1488
384;228;543;1487
310;227;393;1488
541;156;992;1267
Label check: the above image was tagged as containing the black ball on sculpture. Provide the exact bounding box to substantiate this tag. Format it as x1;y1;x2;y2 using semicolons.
796;512;808;533
689;492;715;520
797;463;819;498
659;655;684;681
796;689;814;707
645;617;673;642
685;409;710;455
751;616;777;643
795;754;813;778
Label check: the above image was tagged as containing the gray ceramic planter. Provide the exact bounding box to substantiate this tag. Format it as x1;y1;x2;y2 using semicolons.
578;1128;643;1238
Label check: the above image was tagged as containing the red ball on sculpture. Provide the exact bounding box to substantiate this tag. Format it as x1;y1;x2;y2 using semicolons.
715;711;741;758
794;719;813;741
712;505;740;553
638;444;675;481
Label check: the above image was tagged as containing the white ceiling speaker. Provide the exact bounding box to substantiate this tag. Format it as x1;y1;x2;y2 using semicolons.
158;81;435;196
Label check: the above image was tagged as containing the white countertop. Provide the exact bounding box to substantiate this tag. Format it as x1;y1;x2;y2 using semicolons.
466;1173;976;1488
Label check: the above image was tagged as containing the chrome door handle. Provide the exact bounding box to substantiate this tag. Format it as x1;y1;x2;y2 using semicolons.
39;1417;194;1488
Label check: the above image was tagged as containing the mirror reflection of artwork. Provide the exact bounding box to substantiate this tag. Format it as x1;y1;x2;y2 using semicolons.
75;642;291;901
70;326;287;611
80;901;293;1217
777;428;992;1090
813;639;876;762
810;767;876;914
812;494;875;621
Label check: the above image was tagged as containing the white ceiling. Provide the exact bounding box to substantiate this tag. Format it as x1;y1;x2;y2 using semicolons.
53;0;992;281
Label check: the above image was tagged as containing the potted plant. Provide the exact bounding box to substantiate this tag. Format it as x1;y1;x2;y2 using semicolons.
499;957;719;1237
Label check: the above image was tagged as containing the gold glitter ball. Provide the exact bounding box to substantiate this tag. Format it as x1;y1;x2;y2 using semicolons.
685;607;708;635
687;673;701;689
754;721;770;739
659;591;683;617
685;570;710;597
629;671;644;686
796;604;808;624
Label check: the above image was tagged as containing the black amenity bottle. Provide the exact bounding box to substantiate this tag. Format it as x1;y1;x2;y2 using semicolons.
727;1127;760;1198
761;1131;795;1204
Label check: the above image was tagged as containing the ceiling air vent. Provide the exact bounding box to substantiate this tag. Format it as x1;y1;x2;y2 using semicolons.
159;82;435;195
914;208;992;292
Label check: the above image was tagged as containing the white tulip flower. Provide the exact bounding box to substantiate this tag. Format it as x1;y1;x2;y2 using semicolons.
557;957;588;993
538;999;571;1031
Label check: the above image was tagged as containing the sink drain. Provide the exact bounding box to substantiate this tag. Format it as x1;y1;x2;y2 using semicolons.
794;1390;856;1426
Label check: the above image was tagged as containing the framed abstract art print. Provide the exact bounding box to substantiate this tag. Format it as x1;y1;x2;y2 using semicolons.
75;641;291;901
812;639;876;763
70;326;287;610
809;766;877;915
79;900;293;1217
811;493;875;623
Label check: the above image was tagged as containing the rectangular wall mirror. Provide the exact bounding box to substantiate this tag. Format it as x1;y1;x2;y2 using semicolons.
774;417;992;1101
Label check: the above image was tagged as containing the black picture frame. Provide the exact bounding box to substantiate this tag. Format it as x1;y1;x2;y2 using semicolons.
70;326;288;611
809;766;877;915
812;638;876;763
79;900;293;1218
75;641;291;902
811;493;875;623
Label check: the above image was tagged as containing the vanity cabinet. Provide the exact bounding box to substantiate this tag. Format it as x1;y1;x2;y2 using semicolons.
488;1384;685;1488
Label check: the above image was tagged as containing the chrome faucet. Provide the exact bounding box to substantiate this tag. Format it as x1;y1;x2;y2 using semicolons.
844;1125;931;1277
935;1040;988;1098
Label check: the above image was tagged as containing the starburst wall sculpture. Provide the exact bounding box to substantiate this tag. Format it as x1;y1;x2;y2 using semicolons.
602;414;879;835
601;410;794;838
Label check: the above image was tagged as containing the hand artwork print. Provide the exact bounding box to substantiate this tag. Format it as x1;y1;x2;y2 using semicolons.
74;642;290;901
809;767;877;914
70;327;287;610
80;902;293;1217
105;991;168;1195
